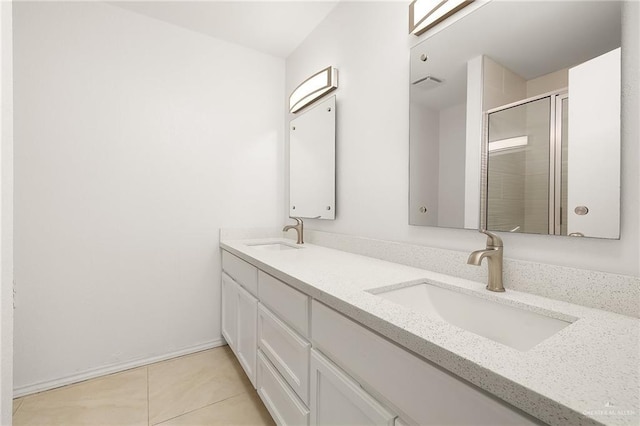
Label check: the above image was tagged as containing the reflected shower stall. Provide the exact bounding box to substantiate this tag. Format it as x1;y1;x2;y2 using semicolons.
483;90;568;235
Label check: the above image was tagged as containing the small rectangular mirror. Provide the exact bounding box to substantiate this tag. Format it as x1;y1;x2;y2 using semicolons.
289;96;336;219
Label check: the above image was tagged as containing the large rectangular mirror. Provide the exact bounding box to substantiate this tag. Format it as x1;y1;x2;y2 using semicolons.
409;0;622;239
289;95;336;219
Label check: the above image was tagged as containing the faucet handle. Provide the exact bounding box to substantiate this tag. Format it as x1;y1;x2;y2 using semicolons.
480;229;503;248
288;217;303;226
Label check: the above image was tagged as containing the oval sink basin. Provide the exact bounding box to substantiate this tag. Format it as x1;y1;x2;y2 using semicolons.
373;282;574;351
249;243;300;251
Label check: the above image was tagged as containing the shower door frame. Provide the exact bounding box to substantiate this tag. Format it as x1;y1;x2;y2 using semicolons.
481;88;568;235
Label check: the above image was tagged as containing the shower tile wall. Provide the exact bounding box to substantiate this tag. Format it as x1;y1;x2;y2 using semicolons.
483;57;526;111
526;68;568;98
488;152;526;231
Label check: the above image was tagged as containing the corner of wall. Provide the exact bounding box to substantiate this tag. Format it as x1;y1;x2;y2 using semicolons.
0;0;15;422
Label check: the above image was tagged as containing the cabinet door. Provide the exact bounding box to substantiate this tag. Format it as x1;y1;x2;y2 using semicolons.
221;273;238;351
237;283;258;388
310;349;396;426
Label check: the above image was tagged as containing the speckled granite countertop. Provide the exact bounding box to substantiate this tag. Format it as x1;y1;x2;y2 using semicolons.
220;238;639;426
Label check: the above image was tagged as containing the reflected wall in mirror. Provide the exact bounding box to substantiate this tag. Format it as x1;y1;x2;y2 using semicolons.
289;95;336;219
409;0;622;239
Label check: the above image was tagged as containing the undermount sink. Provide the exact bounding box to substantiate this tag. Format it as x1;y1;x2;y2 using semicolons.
372;282;574;351
249;242;300;251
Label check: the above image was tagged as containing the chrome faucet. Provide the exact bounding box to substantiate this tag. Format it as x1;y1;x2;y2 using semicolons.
467;230;504;292
283;217;304;244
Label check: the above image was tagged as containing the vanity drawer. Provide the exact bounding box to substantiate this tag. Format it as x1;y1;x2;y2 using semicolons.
258;303;311;405
311;300;540;426
257;350;310;426
222;250;258;296
258;271;309;337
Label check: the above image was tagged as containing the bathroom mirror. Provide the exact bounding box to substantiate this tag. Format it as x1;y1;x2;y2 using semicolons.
289;96;336;219
409;0;622;239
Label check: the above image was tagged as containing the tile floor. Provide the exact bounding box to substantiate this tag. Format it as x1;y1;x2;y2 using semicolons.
12;346;275;426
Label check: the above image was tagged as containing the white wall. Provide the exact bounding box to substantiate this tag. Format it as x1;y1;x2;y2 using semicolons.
14;2;284;394
287;2;409;237
437;103;466;228
285;1;640;277
0;0;14;421
568;48;621;238
463;55;482;229
409;103;439;226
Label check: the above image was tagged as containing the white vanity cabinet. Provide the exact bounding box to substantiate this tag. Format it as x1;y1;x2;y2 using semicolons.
253;270;396;426
311;300;541;426
220;248;542;426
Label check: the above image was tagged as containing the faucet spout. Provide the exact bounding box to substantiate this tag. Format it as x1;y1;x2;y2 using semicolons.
283;217;304;244
467;249;491;266
467;230;505;292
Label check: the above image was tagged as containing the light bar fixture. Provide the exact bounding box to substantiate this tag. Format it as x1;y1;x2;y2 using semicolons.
289;66;338;114
409;0;474;36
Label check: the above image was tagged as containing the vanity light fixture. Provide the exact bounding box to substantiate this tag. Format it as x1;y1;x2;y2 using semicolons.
289;66;338;113
409;0;474;36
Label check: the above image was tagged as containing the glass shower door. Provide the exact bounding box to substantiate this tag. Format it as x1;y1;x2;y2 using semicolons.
486;97;551;234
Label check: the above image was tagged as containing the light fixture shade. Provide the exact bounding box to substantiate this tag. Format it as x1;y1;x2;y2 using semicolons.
409;0;474;36
289;66;338;113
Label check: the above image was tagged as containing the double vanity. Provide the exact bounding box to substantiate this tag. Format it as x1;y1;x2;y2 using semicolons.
219;1;637;425
220;235;639;426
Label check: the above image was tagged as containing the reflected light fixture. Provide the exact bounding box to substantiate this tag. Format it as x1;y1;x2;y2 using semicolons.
289;66;338;113
409;0;474;36
489;136;528;153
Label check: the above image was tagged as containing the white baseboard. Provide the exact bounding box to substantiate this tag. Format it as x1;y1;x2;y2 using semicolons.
14;338;227;398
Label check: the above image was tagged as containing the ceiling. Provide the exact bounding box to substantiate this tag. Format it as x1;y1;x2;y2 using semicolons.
111;1;340;58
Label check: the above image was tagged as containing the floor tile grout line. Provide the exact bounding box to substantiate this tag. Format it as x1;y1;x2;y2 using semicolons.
150;390;252;426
